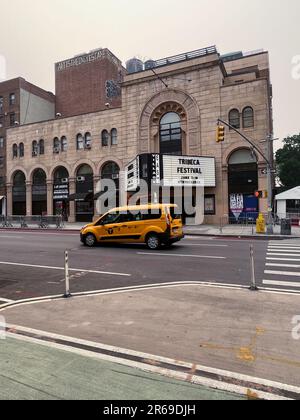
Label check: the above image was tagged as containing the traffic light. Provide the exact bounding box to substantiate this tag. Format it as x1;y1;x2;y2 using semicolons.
255;191;263;199
216;125;225;143
255;191;268;199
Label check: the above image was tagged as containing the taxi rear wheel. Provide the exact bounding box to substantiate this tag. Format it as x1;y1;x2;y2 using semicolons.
146;233;161;250
84;233;97;247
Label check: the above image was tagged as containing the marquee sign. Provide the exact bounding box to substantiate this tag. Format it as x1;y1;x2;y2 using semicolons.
162;155;216;187
126;154;216;191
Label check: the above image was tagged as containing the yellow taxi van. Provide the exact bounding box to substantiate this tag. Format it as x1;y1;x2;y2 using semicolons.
80;204;184;250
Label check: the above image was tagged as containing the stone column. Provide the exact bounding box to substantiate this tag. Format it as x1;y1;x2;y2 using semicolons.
26;182;32;216
6;183;13;216
68;178;76;223
47;180;53;216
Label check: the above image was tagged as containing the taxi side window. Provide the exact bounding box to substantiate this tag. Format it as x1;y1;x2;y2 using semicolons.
98;212;120;225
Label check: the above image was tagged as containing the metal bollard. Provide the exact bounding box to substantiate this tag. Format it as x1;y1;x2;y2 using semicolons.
249;244;258;291
64;250;72;298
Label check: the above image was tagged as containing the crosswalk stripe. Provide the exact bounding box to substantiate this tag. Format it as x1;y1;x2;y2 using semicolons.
267;257;300;262
265;270;300;277
263;280;300;288
268;248;300;252
266;263;300;268
267;253;300;257
268;245;300;251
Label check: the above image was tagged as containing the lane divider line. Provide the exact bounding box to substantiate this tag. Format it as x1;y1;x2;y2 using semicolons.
137;252;226;259
0;261;131;277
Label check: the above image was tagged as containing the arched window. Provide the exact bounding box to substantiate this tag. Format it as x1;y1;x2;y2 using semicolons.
102;161;120;189
12;171;26;216
242;107;254;128
53;166;69;183
19;143;24;158
33;168;47;186
101;130;109;147
85;132;92;149
39;139;45;155
32;141;38;157
61;136;68;152
13;144;18;159
229;109;240;129
160;112;182;155
111;128;118;145
76;133;84;150
53;137;60;153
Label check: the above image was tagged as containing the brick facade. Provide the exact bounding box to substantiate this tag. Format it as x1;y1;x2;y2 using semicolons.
55;49;125;118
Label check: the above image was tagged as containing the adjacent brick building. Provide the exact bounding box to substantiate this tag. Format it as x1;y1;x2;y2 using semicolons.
5;46;273;224
0;78;55;215
55;48;125;118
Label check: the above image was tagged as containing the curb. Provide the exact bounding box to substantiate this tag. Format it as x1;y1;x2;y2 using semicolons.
0;228;80;234
184;232;300;240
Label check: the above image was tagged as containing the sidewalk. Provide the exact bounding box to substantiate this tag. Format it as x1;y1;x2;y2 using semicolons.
184;224;300;238
63;222;300;239
2;284;300;398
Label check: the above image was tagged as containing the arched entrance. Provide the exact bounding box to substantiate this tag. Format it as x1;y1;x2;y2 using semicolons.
32;169;47;215
53;167;69;221
13;171;26;215
75;164;94;222
228;149;259;222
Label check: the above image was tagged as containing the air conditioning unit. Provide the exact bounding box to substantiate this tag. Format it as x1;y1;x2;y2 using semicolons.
53;147;60;154
32;151;38;157
61;178;69;184
77;176;86;182
85;143;92;150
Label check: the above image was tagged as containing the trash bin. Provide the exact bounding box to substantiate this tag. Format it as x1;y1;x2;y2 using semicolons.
281;219;291;236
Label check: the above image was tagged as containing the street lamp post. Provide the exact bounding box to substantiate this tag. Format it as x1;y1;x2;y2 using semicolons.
266;134;274;234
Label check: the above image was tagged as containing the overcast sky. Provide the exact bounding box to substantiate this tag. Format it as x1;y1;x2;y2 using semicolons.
1;0;299;148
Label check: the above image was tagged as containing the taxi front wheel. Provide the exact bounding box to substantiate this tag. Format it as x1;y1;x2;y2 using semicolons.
146;233;161;250
84;233;97;247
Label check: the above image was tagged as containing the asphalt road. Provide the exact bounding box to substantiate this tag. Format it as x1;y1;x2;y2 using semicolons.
0;230;299;302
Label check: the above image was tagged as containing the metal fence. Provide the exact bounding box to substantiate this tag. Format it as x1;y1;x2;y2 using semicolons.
0;215;64;229
220;212;300;235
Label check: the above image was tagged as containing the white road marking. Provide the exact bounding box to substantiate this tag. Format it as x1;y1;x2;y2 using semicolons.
0;235;24;239
180;244;228;248
266;257;300;262
268;248;300;253
0;261;131;277
137;252;226;259
6;324;299;400
268;245;300;249
263;280;300;288
0;297;14;303
266;263;300;269
265;270;300;277
267;253;300;257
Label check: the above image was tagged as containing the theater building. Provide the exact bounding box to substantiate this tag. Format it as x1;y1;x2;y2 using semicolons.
5;46;273;224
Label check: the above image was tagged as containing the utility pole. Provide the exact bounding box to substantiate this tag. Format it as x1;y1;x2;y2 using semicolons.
217;119;274;234
266;134;274;234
